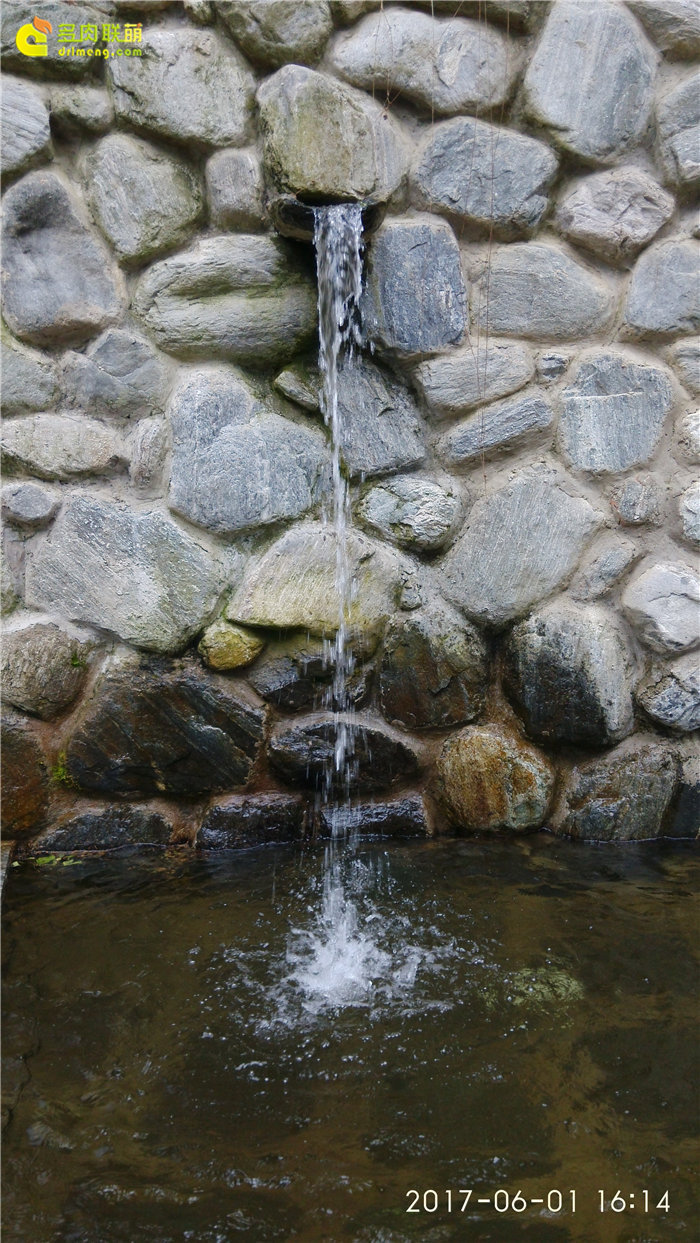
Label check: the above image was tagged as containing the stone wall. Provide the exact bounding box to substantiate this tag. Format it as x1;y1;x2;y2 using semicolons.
1;0;698;852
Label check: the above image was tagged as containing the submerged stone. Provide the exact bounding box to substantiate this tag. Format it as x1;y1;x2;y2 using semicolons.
379;601;488;730
434;724;555;832
559;742;678;841
268;713;420;795
198;794;308;849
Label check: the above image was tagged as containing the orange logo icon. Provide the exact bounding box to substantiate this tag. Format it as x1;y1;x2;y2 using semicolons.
15;16;52;57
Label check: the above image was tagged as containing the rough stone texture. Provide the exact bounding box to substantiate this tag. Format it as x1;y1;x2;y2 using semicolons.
61;329;171;420
133;235;317;365
362;217;466;358
503;602;636;748
657;72;700;186
414;340;535;419
571;534;640;601
107;27;255;148
628;1;700;58
1;171;124;347
636;653;700;732
268;713;420;795
168;367;328;534
1;333;58;415
438;390;554;467
1;3;106;80
247;635;369;712
623;240;700;338
472;244;614;341
558;351;674;475
0;714;48;839
228;522;401;643
622;560;700;653
329;8;517;115
668;339;700;395
257;65;408;201
434;724;555;832
523;1;657;163
50;85;114;134
412;118;557;236
26;495;228;654
440;466;602;628
671;749;700;836
676;408;700;461
273;361;321;411
198;793;308;849
2;415;127;481
379;601;488;730
205;148;268;230
555;168;674;265
26;806;173;853
610;475;663;526
335;360;425;478
679;480;700;545
85;134;203;263
198;620;265;671
357;474;462;552
65;664;266;796
1;541;21;617
559;742;678;841
217;0;332;68
1;482;60;530
1;77;52;177
1;623;93;720
318;795;429;838
537;351;570;383
128;419;168;495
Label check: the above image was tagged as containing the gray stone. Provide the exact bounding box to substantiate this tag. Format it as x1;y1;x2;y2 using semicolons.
412;118;557;236
168;367;328;535
128;419;167;495
227;522;401;644
657;72;700;186
65;663;265;796
198;794;308;849
1;540;21;617
247;635;369;712
438;390;554;467
1;333;58;415
50;85;114;133
559;742;678;841
2;482;60;530
1;622;94;720
133;235;316;365
334;360;425;478
668;338;700;394
636;653;700;732
1;77;51;176
257;65;408;201
26;495;228;653
61;328;171;420
523;1;657;163
1;171;124;347
434;724;555;832
357;474;462;552
628;1;700;57
85;134;203;263
555;167;674;265
558;351;674;475
2;414;127;481
414;339;535;419
622;560;700;653
679;480;700;545
273;362;321;412
1;4;106;80
676;408;700;461
268;713;420;795
329;7;517;115
185;0;214;22
108;27;255;148
440;465;602;628
318;795;429;838
217;0;332;68
610;475;663;525
536;351;570;383
362;217;466;358
379;601;488;730
28;806;173;853
205;147;268;231
571;534;640;601
504;602;636;747
472;244;614;341
623;240;700;338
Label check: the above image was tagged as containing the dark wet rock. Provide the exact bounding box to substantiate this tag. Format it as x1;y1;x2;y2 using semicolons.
503;602;636;748
65;664;266;797
268;714;421;795
379;602;488;730
434;724;555;832
217;1;332;68
198;793;308;848
1;622;94;721
319;795;429;838
1;482;59;531
1;714;48;839
61;329;171;420
26;806;173;853
635;653;700;732
559;742;679;841
669;750;700;837
248;636;370;712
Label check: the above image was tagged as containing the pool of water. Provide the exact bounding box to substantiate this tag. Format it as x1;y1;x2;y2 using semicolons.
2;836;698;1242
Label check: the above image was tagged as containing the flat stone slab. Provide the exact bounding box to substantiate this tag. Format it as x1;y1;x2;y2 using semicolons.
438;390;554;467
555;168;674;265
559;742;679;841
268;713;421;795
434;724;555;832
414;340;535;419
471;243;614;341
622;560;700;653
2;414;127;480
198;794;308;849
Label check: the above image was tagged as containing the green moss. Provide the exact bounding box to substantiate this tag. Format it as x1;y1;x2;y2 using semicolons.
50;752;76;789
70;651;86;668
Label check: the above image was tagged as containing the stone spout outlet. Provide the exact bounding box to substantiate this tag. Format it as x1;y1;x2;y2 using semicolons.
270;194;386;243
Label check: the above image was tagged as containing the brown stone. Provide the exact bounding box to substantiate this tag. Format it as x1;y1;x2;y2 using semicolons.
1;713;49;839
379;603;488;730
435;724;555;832
2;623;93;720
